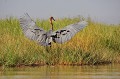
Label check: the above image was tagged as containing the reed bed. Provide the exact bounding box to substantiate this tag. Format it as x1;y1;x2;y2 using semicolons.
0;17;120;67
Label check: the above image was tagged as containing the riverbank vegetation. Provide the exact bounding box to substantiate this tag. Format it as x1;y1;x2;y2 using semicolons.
0;17;120;67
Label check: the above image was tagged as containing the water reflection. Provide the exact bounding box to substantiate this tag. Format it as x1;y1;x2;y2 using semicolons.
0;64;120;79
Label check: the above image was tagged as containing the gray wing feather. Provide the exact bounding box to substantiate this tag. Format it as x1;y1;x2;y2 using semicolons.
53;21;87;43
19;13;49;46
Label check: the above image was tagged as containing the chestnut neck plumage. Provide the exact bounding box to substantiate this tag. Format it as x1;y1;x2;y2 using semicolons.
50;17;55;31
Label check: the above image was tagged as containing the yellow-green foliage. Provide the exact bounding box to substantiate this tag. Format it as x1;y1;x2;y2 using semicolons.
0;17;120;67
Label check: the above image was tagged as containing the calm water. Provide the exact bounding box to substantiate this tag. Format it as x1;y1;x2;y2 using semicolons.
0;64;120;79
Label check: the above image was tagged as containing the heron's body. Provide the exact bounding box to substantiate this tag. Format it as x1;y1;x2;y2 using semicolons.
19;13;87;47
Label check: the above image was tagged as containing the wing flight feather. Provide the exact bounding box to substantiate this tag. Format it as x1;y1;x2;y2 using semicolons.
19;13;49;46
53;21;87;43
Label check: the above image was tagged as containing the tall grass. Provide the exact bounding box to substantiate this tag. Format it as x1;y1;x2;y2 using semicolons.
0;17;120;67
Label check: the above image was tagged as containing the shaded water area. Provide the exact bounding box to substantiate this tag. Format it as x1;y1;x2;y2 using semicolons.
0;64;120;79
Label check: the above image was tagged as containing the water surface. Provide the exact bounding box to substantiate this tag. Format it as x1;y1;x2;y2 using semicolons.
0;64;120;79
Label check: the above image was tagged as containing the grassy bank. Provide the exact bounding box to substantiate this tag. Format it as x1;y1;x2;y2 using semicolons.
0;17;120;67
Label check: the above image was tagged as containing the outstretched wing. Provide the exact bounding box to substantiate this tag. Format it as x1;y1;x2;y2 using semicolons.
52;21;87;44
19;13;49;46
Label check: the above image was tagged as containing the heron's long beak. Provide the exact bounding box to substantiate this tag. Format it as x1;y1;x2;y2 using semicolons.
52;17;55;21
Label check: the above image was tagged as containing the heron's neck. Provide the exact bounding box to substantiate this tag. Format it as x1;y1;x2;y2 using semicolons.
50;20;53;31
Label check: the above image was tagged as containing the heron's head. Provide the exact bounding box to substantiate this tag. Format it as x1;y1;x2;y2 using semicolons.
50;16;55;23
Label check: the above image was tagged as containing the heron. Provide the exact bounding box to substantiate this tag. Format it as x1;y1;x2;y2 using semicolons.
19;13;87;47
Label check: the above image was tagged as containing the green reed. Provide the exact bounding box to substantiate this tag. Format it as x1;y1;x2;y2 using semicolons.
0;17;120;67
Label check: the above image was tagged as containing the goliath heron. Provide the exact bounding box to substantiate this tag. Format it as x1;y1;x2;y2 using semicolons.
19;13;87;47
